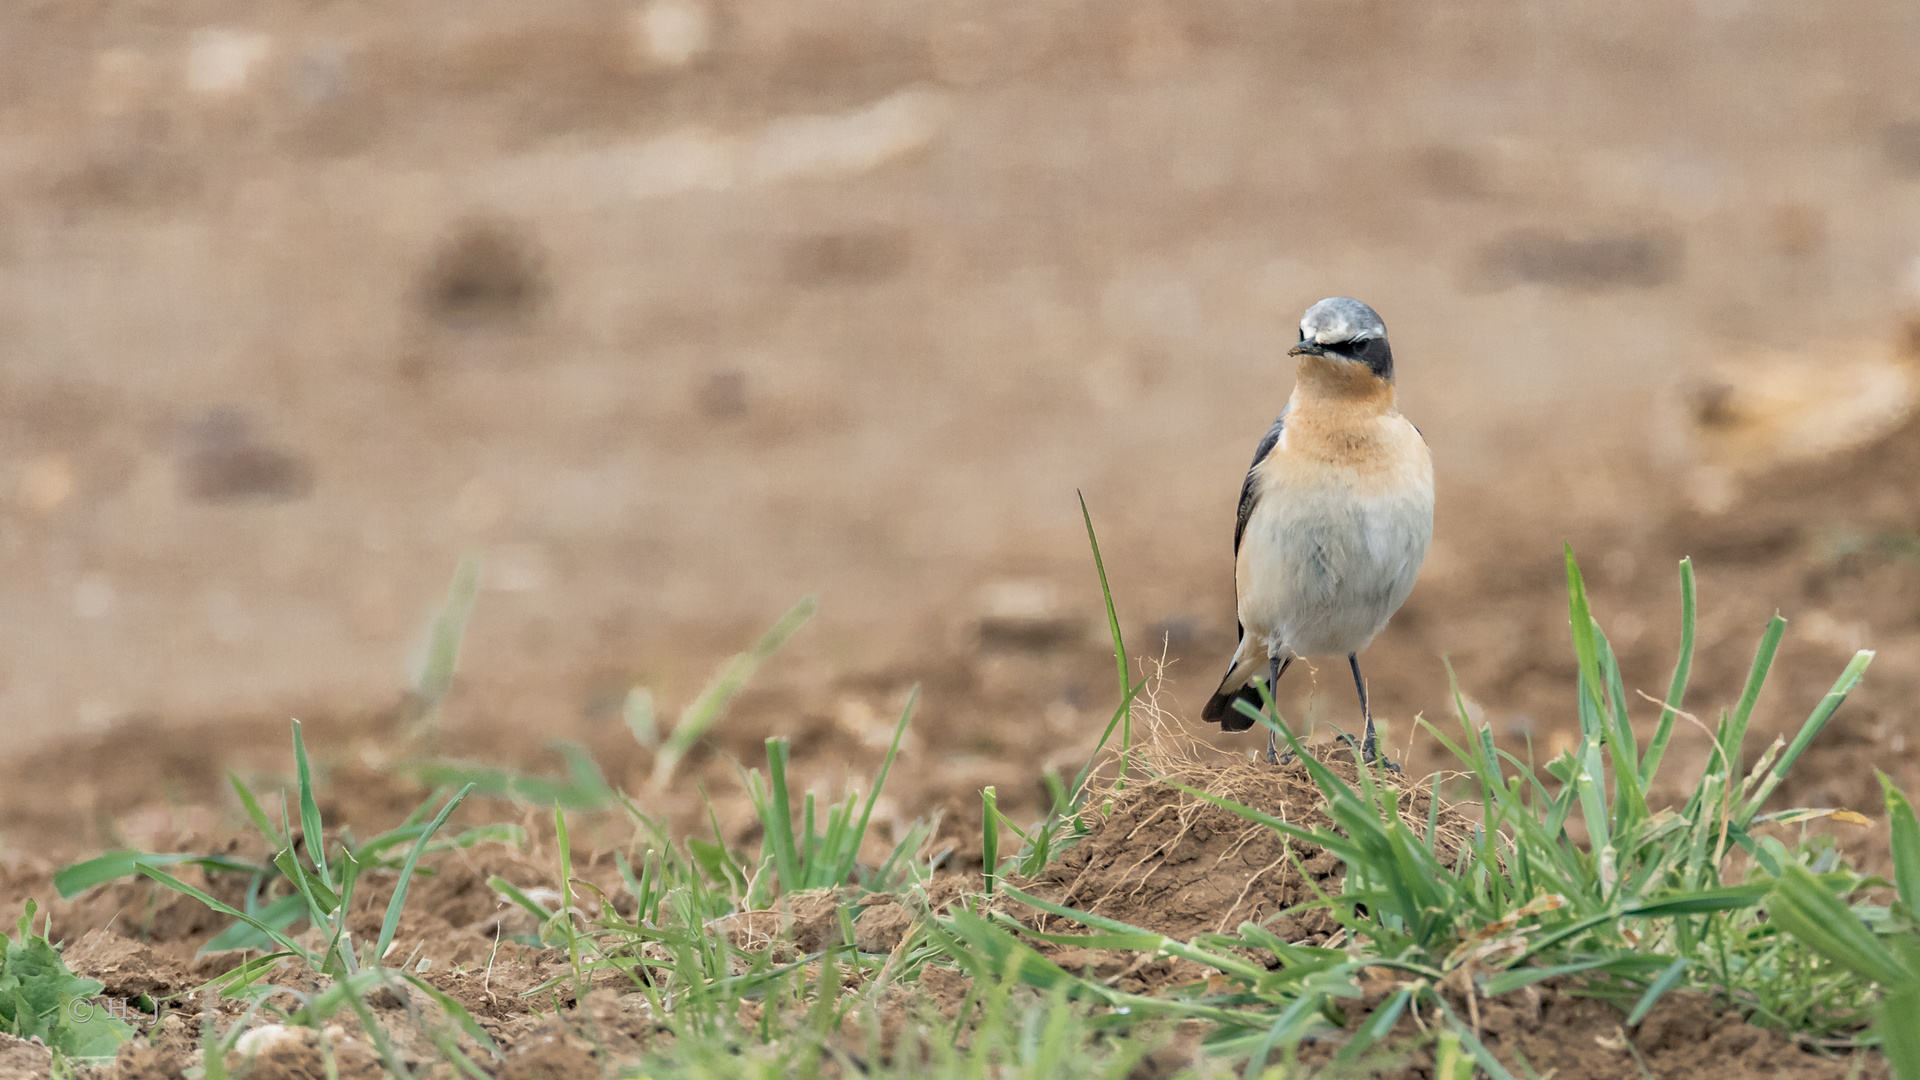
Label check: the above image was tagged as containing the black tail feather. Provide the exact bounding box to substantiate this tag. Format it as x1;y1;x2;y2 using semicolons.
1202;682;1265;731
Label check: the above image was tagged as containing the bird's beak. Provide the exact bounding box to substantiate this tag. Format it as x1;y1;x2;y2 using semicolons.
1288;341;1325;357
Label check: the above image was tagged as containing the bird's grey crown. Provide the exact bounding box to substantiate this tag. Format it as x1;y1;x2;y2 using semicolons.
1299;297;1387;345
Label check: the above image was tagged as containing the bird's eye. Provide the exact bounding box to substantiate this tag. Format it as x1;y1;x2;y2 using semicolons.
1297;328;1307;342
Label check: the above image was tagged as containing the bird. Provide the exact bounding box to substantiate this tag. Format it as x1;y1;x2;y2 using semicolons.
1200;297;1433;768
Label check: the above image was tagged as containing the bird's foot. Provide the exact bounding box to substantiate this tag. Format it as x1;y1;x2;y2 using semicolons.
1337;733;1402;774
1263;733;1296;767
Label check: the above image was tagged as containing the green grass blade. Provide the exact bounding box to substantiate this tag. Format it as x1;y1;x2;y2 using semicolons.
652;596;815;786
1481;955;1663;996
837;687;917;883
53;852;255;898
623;686;658;750
135;864;313;962
1439;1010;1520;1080
1564;545;1606;719
999;886;1268;979
489;876;555;922
1435;1030;1471;1080
410;747;613;811
1882;772;1920;913
800;792;818;883
274;847;341;915
1764;864;1911;987
409;555;481;707
1078;491;1132;784
1067;676;1148;805
1078;491;1129;732
188;950;297;1000
1337;987;1412;1064
1737;649;1873;825
291;719;333;891
374;783;474;964
1719;615;1786;777
228;771;287;849
200;894;309;954
1596;631;1650;832
982;787;1001;894
1879;983;1920;1080
761;738;804;893
1641;558;1695;784
1625;956;1689;1026
554;806;584;994
401;973;502;1059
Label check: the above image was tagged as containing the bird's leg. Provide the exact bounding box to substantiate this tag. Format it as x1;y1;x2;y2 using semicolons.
1262;654;1281;764
1350;654;1399;773
1264;656;1294;765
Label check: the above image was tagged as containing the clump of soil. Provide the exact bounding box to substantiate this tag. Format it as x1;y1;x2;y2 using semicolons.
0;1034;50;1080
1020;749;1468;945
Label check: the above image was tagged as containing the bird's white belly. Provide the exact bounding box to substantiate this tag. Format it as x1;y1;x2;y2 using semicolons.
1238;482;1432;659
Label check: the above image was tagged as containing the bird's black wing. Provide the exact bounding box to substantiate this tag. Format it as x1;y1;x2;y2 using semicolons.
1233;409;1287;556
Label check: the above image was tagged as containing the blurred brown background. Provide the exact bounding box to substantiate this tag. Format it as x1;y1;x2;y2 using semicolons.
4;0;1920;846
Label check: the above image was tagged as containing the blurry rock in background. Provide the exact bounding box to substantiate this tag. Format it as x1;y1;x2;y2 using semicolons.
177;408;314;503
1882;120;1920;179
421;218;549;328
697;370;750;419
1473;227;1684;291
1684;321;1920;513
630;0;715;70
185;27;273;98
974;580;1078;652
17;455;76;516
785;227;912;286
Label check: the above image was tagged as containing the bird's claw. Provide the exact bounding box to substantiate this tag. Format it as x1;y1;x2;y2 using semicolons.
1336;733;1401;774
1263;734;1296;767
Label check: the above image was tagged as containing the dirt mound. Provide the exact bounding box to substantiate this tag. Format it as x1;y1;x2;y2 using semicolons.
1016;758;1886;1079
1020;751;1467;945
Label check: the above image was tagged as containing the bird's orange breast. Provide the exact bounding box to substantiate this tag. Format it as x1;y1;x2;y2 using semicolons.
1261;361;1430;500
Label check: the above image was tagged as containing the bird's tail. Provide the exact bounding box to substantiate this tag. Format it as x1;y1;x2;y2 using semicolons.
1201;646;1268;731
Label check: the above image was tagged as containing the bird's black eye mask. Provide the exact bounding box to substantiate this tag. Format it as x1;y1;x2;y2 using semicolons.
1319;336;1394;381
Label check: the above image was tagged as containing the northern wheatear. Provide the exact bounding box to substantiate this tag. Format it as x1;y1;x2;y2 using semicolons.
1200;297;1433;767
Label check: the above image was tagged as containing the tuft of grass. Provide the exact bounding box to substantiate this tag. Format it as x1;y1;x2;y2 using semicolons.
59;723;515;961
56;719;503;1076
739;688;922;901
1766;772;1920;1075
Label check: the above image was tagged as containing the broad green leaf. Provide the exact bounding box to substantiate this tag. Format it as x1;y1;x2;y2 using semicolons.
1881;772;1920;914
1765;864;1911;987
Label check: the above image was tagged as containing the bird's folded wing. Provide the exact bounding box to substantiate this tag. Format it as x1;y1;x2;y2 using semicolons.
1233;409;1288;555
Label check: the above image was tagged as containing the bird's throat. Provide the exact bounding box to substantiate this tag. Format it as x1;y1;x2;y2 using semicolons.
1293;355;1395;408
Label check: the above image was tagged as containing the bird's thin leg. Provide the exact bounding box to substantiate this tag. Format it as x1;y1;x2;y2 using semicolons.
1264;656;1293;765
1350;653;1397;772
1262;655;1281;764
